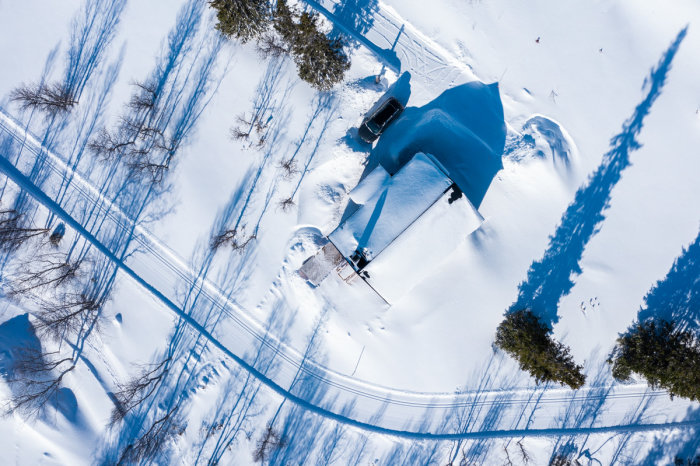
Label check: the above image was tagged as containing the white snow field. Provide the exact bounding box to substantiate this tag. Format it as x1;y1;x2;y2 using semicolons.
0;0;699;464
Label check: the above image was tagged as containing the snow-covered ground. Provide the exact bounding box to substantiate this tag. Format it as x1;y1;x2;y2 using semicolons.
0;0;699;464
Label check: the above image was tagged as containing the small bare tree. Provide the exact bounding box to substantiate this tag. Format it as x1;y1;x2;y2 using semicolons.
33;291;102;342
279;158;298;178
88;127;135;160
231;113;271;148
278;197;295;212
211;227;256;251
7;253;81;297
2;346;75;418
10;82;78;116
517;440;530;464
110;357;172;425
0;208;49;252
128;80;158;112
116;405;184;465
231;114;254;142
252;424;285;463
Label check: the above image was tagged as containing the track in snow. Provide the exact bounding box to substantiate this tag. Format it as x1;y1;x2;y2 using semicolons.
2;110;698;439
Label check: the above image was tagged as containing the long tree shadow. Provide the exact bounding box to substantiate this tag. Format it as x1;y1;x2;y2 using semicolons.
331;0;379;39
509;27;688;326
636;229;699;333
20;0;127;194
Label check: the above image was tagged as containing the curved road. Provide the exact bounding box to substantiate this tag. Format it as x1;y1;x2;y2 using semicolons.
2;111;699;440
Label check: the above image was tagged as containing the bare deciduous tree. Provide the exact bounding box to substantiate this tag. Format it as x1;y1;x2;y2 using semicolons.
10;82;78;116
128;80;158;112
211;227;256;251
110;357;172;425
517;440;530;464
116;405;184;465
34;292;102;342
88;127;135;160
231;113;270;147
503;444;514;466
279;158;298;178
278;197;295;212
2;347;75;418
252;424;285;463
231;126;251;141
0;208;49;253
7;253;81;297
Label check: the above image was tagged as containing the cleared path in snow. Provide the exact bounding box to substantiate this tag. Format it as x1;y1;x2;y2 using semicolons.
301;0;476;90
1;110;699;439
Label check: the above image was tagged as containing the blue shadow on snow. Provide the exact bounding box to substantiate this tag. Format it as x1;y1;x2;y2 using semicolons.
508;27;688;326
371;80;506;209
637;229;700;332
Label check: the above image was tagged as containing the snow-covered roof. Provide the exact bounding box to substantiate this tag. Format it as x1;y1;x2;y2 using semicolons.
348;164;390;205
329;152;453;261
371;82;506;209
363;189;483;303
328;152;484;303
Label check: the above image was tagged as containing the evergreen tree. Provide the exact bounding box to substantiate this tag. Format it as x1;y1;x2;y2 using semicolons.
210;0;351;89
495;309;586;389
274;0;350;90
609;319;700;401
210;0;271;43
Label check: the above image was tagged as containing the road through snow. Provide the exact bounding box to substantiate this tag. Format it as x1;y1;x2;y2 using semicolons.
1;109;699;439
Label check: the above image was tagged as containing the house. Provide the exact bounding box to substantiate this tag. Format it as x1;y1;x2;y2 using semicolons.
299;152;483;304
298;82;506;303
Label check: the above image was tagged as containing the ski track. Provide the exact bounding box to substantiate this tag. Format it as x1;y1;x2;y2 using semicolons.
1;110;698;439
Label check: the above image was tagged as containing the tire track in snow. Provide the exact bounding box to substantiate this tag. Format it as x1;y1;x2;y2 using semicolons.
301;0;472;89
1;111;698;439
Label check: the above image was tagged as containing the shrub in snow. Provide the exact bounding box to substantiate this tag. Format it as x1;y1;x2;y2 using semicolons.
495;309;585;389
209;0;271;43
609;319;700;401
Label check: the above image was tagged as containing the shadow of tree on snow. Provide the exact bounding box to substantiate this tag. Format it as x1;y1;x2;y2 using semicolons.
636;229;700;333
509;27;688;326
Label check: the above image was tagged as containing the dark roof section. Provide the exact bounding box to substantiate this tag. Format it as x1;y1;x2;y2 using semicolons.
371;81;506;208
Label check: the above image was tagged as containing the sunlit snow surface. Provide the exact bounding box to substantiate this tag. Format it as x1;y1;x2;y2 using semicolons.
0;0;699;464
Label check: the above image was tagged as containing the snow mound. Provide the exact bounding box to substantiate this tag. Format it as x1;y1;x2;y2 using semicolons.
505;115;579;179
0;314;41;378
